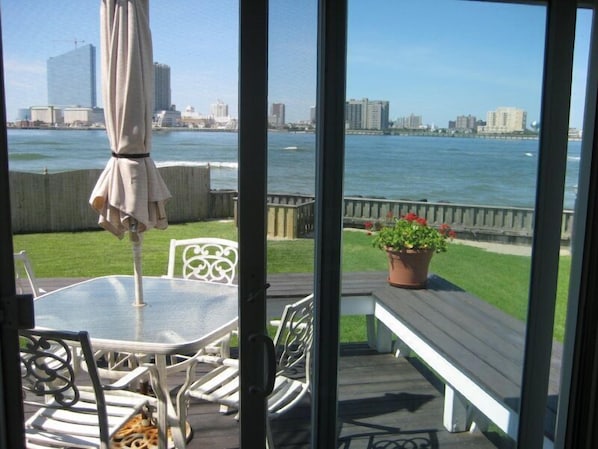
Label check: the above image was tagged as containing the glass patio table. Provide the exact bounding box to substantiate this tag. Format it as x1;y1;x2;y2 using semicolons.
33;275;239;449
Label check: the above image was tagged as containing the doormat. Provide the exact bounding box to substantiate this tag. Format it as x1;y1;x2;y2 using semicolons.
111;414;192;449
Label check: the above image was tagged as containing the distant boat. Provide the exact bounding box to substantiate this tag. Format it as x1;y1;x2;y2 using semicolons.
283;146;298;150
525;152;533;157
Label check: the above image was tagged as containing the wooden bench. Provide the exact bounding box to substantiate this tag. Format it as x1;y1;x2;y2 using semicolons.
372;274;561;448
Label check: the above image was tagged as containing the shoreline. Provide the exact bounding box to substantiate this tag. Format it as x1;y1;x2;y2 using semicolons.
5;126;571;141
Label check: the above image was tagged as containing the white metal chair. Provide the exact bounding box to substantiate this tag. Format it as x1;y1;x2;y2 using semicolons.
20;328;165;449
165;237;239;359
165;237;239;284
14;250;45;298
176;294;314;448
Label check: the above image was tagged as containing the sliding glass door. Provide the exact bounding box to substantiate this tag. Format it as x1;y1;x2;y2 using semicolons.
1;1;598;448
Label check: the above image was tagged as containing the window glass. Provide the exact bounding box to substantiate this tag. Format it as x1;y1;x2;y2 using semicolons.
4;1;243;446
338;1;583;448
265;0;318;446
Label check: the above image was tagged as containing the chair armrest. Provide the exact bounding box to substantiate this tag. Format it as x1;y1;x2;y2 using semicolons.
103;365;151;390
195;354;239;368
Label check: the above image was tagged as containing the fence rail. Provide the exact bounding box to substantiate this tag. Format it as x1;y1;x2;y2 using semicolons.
342;197;573;245
9;169;573;245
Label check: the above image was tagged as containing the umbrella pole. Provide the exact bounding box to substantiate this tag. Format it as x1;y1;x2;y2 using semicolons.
131;230;145;307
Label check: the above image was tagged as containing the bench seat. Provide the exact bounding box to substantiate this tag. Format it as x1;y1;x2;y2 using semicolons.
372;274;561;447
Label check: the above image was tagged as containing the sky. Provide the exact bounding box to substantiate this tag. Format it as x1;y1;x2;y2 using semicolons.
0;0;592;128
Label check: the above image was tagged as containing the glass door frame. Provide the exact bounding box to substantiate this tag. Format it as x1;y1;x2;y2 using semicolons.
1;1;598;448
303;0;598;448
238;0;270;446
0;12;28;448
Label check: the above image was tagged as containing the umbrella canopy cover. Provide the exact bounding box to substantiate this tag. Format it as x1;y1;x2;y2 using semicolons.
90;0;171;239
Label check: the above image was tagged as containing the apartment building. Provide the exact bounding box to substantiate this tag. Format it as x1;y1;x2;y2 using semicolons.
478;106;527;133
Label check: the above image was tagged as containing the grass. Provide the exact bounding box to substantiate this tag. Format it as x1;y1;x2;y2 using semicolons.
12;220;572;342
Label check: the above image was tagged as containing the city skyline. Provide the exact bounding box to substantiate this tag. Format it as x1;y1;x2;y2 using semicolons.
0;1;592;128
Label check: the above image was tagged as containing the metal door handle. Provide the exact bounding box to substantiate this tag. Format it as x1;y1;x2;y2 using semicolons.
248;333;276;395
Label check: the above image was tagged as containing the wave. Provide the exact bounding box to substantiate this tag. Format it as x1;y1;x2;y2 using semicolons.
9;152;53;161
157;160;238;169
210;162;238;169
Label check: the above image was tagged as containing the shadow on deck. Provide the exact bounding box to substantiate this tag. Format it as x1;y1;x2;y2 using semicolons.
181;344;508;449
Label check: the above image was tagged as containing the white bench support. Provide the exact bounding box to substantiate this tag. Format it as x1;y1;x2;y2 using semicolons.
444;385;474;432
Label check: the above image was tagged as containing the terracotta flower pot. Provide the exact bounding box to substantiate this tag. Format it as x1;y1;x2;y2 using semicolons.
385;248;434;289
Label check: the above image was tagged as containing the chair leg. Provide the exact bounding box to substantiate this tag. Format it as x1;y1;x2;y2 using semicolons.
266;417;275;449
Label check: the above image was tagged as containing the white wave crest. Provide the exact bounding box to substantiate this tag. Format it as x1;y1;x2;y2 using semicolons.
210;162;239;169
156;161;238;169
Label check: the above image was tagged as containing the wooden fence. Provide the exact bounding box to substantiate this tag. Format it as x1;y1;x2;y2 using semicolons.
342;197;574;245
9;166;213;233
9;169;574;245
232;194;316;239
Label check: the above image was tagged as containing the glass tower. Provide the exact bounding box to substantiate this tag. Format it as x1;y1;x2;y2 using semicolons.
47;44;96;108
154;63;171;111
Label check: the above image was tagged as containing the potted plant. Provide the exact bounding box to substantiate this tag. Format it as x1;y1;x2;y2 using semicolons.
368;212;455;288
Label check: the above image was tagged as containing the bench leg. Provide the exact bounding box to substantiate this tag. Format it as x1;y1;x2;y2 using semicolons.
374;318;413;356
443;385;473;432
366;315;377;349
393;338;413;358
375;318;393;353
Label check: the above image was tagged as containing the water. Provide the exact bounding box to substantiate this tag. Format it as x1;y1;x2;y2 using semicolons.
7;129;581;209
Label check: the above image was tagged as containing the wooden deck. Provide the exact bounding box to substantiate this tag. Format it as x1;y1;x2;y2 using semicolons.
28;275;509;448
173;344;505;449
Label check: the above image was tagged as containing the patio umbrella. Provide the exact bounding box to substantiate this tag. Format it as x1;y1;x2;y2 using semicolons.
90;0;171;306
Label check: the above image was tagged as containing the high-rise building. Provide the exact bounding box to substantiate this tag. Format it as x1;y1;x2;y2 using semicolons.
345;100;364;129
365;101;389;130
211;100;229;119
394;113;422;130
455;114;477;131
154;63;171;112
345;98;390;130
478;107;527;133
47;44;96;108
271;103;286;127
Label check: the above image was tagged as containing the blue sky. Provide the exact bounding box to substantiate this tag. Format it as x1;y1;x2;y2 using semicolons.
0;0;591;127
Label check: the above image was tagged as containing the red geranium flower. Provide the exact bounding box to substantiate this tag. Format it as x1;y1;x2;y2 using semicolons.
372;212;455;253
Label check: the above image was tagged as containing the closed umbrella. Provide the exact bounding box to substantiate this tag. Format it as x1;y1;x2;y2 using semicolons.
90;0;171;306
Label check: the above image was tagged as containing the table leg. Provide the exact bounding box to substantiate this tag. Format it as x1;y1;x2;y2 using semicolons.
155;355;187;449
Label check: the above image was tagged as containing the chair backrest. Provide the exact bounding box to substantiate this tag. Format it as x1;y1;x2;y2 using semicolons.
14;250;42;298
166;237;239;284
273;294;314;379
20;329;111;444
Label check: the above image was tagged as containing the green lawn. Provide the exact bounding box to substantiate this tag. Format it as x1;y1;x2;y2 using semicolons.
12;220;571;342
